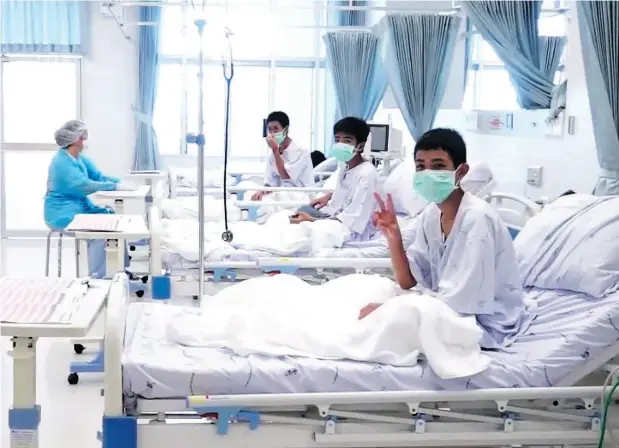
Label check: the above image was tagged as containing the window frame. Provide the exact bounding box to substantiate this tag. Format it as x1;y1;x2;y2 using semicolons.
0;54;83;150
156;1;326;158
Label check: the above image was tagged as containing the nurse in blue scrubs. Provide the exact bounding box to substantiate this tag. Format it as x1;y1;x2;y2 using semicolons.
44;120;128;278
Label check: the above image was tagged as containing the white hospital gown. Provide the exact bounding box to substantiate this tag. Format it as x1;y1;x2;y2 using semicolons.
406;193;537;349
264;141;314;187
322;161;378;242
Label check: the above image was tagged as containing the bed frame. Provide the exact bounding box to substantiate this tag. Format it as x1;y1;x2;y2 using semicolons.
101;287;619;448
487;192;542;237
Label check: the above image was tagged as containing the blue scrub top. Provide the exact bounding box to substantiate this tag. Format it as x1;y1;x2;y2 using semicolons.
44;148;120;229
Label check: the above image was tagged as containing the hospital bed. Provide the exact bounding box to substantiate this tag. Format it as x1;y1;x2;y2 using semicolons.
100;277;619;447
487;192;542;238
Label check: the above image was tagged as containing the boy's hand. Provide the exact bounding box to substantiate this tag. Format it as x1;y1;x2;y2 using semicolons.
290;211;314;224
373;193;400;239
310;195;330;209
359;302;382;320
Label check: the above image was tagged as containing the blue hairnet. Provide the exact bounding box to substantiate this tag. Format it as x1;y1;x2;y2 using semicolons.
54;120;87;147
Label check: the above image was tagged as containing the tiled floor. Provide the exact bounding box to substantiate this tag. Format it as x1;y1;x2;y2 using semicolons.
2;239;118;448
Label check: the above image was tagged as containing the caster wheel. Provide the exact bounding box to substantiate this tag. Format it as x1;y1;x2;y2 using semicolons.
67;372;79;385
192;295;199;300
136;290;145;298
130;245;136;251
141;276;149;284
73;344;85;354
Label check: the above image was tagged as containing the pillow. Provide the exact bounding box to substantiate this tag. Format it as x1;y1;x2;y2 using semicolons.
515;194;619;298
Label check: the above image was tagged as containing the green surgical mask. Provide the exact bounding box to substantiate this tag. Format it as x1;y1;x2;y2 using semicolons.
331;142;356;162
273;131;286;145
413;169;459;204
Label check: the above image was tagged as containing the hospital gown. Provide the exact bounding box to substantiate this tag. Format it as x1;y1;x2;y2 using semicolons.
321;161;378;242
406;193;537;349
44;148;123;278
264;141;314;187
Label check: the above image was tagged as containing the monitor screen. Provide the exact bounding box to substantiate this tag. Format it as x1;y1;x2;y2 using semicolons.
262;118;268;138
369;124;389;152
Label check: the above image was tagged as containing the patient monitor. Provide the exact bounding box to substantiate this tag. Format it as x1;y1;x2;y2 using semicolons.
364;123;403;173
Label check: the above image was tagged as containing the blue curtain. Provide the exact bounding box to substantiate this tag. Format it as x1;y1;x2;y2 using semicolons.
333;0;367;27
0;1;87;53
324;32;387;121
380;14;461;141
463;18;473;93
462;1;565;110
133;6;162;171
576;2;619;195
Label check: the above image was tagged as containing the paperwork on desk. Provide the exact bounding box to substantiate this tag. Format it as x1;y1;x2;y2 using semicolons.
67;214;132;232
0;278;77;324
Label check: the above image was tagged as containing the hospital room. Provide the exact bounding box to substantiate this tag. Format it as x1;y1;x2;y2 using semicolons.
1;0;619;447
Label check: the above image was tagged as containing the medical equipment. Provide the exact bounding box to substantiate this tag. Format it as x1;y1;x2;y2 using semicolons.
93;184;151;215
99;278;619;448
2;275;125;448
365;123;403;174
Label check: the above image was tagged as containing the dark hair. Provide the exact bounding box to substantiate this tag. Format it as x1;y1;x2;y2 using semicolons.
333;117;370;144
414;128;467;167
560;190;576;196
311;150;327;168
266;111;290;128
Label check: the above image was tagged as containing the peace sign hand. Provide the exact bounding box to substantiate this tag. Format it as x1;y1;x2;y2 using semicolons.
373;193;400;239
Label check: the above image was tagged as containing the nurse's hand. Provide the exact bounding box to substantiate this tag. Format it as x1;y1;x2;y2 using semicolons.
373;193;400;239
359;302;382;320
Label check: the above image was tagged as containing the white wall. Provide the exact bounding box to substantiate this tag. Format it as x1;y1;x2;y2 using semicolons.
82;3;137;178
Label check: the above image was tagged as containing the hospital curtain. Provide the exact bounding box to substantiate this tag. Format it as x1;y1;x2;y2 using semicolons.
379;14;461;141
324;32;387;121
324;1;369;155
462;1;565;110
0;1;87;54
133;5;162;171
462;18;474;95
576;2;619;195
336;0;367;27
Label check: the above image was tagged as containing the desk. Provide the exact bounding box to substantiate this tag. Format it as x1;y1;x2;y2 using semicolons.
1;276;124;448
71;215;150;279
92;185;151;215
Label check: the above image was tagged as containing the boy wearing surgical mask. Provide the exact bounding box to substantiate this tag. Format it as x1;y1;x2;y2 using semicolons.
252;111;314;201
359;128;536;350
290;117;378;242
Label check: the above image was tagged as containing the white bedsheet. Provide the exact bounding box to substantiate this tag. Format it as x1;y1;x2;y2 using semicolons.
166;274;490;380
161;211;352;260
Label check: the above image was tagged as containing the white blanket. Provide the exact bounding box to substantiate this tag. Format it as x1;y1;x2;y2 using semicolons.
166;274;490;380
161;210;352;260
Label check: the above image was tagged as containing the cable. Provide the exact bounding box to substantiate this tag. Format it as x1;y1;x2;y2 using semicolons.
598;365;619;448
220;30;234;243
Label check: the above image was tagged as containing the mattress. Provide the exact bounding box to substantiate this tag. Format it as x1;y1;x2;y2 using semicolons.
122;288;619;399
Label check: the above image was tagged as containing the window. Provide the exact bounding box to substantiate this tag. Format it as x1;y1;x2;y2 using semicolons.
4;150;56;231
155;1;325;157
1;58;80;147
273;67;314;148
464;11;567;110
1;58;81;234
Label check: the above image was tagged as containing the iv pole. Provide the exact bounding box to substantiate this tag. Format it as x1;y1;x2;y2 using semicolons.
187;17;206;300
187;15;234;300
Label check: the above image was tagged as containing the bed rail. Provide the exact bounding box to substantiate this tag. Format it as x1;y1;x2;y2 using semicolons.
487;192;542;230
257;257;392;270
148;205;163;276
103;274;130;417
